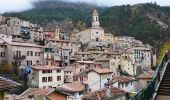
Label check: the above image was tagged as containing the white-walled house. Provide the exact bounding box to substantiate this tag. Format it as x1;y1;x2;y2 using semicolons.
87;68;112;92
107;76;137;93
28;65;64;89
129;46;152;68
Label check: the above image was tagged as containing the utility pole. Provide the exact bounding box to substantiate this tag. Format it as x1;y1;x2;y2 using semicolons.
107;78;110;88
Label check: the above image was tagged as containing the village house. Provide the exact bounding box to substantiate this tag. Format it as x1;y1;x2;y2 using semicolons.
136;70;154;91
0;16;44;44
74;52;92;61
0;36;44;67
64;66;75;83
105;76;137;93
87;67;113;92
28;65;64;89
44;26;60;40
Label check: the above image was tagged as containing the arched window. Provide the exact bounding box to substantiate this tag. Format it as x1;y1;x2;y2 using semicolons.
96;17;98;21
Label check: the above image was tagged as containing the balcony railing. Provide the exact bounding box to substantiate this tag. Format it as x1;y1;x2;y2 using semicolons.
45;55;54;60
13;55;26;60
129;52;168;100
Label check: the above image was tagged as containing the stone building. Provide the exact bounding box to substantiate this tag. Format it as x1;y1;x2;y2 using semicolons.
75;9;114;44
0;37;44;67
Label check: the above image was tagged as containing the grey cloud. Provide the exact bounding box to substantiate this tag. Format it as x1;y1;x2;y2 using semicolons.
0;0;170;13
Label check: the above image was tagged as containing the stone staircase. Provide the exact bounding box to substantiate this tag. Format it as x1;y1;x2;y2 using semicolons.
156;62;170;100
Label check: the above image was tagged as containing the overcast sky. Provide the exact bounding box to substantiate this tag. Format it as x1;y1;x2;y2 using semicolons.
0;0;170;13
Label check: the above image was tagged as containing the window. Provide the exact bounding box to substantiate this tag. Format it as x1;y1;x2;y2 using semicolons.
48;76;53;82
57;70;61;73
80;77;83;82
96;17;98;21
118;83;120;88
66;42;69;46
35;52;37;56
73;76;77;81
42;70;52;74
57;76;61;81
46;61;49;65
27;51;33;56
122;83;124;88
79;91;83;95
1;52;5;57
64;56;68;60
42;77;47;82
80;68;84;72
15;51;21;57
125;82;128;87
36;60;39;64
61;43;63;46
27;60;32;65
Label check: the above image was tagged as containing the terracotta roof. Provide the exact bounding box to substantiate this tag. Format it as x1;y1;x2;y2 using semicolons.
87;68;112;75
19;88;51;99
31;65;63;70
64;66;75;72
137;70;154;79
111;76;136;83
0;76;20;91
82;87;127;100
56;82;85;92
7;41;43;48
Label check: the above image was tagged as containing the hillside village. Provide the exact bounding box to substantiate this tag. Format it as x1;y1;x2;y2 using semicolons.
0;9;156;100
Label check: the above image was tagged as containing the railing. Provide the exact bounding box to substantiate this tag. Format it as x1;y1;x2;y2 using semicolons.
129;52;168;100
13;55;26;60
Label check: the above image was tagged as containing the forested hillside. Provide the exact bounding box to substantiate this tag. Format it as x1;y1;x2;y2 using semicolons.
4;1;170;47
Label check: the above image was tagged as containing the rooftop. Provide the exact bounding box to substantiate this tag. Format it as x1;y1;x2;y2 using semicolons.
82;87;127;100
137;70;154;79
19;88;51;99
87;68;113;75
0;76;20;91
111;76;136;83
56;82;85;92
9;42;44;48
92;9;98;16
31;65;63;70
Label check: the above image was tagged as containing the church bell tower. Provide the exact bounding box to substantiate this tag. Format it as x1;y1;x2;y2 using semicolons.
92;9;100;27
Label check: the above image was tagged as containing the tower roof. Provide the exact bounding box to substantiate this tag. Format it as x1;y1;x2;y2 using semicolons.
92;9;98;16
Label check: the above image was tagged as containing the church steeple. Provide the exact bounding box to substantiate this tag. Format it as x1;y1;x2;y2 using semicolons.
92;9;100;27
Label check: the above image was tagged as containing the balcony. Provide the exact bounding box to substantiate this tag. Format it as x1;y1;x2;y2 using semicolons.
13;55;26;60
45;54;54;60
